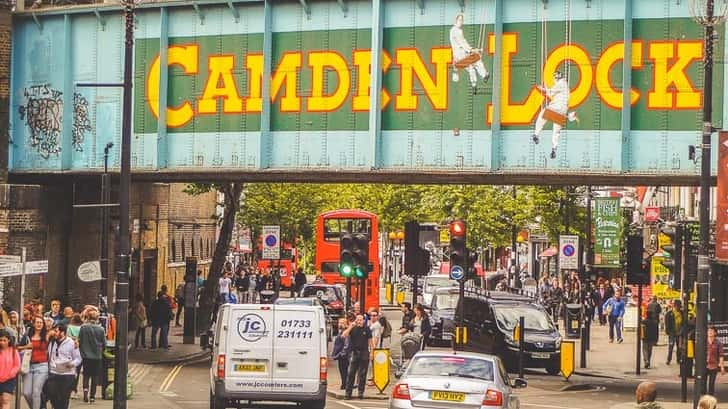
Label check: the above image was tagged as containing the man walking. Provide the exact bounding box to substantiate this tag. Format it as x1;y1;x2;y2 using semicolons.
603;289;625;343
45;324;82;409
593;283;609;325
665;300;682;365
343;314;372;400
218;271;232;304
331;318;350;390
294;268;307;297
642;297;661;369
150;291;172;349
78;310;106;402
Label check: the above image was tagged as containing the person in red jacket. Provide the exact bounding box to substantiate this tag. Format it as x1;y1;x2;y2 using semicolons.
0;328;21;409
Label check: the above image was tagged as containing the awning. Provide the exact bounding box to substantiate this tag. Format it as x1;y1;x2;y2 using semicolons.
539;247;558;258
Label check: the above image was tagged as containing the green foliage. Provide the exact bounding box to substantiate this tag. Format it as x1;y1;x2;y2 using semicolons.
235;183;589;265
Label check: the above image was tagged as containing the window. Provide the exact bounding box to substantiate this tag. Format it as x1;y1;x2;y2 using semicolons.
191;238;196;257
407;356;494;381
181;237;186;260
171;238;177;262
323;218;372;242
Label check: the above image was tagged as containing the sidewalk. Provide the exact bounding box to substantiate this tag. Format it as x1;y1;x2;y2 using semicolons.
128;326;209;365
572;321;728;386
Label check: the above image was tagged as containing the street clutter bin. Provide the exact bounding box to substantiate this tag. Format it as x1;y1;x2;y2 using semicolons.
565;304;582;339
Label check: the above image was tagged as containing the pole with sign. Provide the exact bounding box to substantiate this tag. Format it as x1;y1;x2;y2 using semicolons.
559;235;579;271
261;225;281;260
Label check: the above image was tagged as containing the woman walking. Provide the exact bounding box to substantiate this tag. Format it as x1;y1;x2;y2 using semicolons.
18;316;49;409
408;304;432;350
132;294;148;349
0;329;21;409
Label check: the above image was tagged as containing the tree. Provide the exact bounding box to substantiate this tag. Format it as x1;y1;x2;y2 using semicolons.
185;182;243;331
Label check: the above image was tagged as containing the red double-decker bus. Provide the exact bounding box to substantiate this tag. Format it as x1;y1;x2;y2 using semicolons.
315;209;379;309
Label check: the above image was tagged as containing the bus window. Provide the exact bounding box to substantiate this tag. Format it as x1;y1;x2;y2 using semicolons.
324;219;341;241
321;262;339;273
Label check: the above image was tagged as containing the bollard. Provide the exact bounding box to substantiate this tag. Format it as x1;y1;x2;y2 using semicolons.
519;316;525;379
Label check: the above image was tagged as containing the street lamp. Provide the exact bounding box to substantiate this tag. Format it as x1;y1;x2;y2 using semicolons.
114;1;135;408
688;0;728;406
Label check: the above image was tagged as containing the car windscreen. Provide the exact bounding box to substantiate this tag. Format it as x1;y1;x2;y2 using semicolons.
433;292;459;309
407;356;494;381
494;305;554;332
302;287;340;302
424;277;457;293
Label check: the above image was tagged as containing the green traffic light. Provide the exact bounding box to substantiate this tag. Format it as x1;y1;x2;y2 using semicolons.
354;266;367;279
340;264;353;277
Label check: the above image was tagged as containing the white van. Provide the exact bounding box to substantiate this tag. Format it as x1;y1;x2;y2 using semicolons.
209;303;328;409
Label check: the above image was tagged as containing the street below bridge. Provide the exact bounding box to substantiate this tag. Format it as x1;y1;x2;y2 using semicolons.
34;294;727;409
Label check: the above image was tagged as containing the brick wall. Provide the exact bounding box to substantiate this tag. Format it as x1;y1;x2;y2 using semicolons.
0;3;10;182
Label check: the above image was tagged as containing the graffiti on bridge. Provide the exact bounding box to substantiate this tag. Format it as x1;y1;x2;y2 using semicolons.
18;84;62;159
72;92;91;152
18;85;93;158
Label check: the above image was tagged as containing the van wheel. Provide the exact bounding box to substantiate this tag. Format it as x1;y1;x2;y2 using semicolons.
545;359;560;376
303;399;325;409
210;391;225;409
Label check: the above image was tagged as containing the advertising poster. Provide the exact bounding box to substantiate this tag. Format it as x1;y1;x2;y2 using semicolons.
593;197;621;267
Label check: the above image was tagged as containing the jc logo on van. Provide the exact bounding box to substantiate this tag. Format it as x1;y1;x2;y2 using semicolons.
237;313;268;342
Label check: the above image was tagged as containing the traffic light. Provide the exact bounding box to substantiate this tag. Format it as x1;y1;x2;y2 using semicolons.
352;233;370;279
660;224;682;289
626;234;649;285
450;220;467;273
466;250;478;281
404;221;421;275
684;223;699;289
339;232;354;278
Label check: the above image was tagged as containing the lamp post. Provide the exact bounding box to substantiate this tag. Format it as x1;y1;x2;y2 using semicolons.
101;142;113;305
688;1;727;406
114;1;135;408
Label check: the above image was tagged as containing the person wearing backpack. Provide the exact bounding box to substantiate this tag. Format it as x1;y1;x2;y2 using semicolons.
378;315;392;348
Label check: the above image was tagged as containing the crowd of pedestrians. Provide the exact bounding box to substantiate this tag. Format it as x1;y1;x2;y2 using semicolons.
215;262;308;305
0;299;113;409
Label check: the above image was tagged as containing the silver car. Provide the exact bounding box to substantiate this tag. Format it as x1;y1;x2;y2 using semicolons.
389;351;526;409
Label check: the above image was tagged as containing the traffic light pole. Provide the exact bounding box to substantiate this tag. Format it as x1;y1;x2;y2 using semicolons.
695;2;716;406
345;276;351;311
360;278;366;313
636;283;643;376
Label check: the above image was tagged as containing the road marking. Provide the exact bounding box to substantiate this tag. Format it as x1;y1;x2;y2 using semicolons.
128;363;151;385
158;364;183;393
522;403;587;409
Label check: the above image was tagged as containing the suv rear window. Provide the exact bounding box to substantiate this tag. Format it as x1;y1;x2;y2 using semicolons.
302;286;341;302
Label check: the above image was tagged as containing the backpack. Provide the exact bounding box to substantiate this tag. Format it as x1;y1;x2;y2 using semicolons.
380;316;392;340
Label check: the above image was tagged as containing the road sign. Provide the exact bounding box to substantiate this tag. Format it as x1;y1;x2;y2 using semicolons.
0;259;48;277
644;206;660;222
77;261;102;282
560;341;575;380
372;349;390;393
261;225;281;260
559;235;579;270
439;229;450;245
450;265;464;281
0;255;21;264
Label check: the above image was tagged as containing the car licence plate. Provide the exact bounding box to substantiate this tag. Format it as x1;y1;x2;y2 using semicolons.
532;352;550;359
431;391;465;402
234;364;265;372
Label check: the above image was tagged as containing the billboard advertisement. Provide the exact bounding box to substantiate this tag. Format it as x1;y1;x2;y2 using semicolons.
8;0;725;182
593;197;621;268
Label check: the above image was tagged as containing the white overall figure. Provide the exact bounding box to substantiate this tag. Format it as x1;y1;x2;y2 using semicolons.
532;71;579;159
449;13;489;91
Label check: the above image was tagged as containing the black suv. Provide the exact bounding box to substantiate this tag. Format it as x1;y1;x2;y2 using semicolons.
301;284;345;339
454;290;562;375
427;286;459;346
